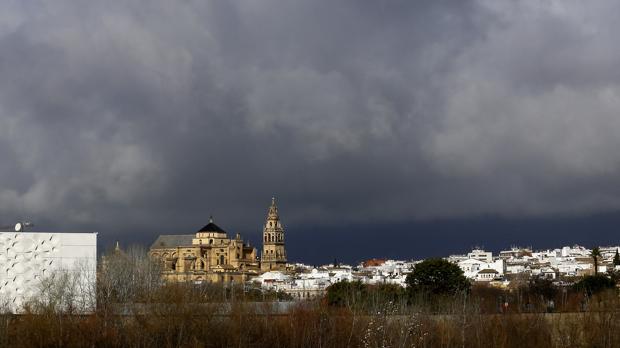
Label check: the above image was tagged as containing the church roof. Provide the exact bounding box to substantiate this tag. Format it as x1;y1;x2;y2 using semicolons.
150;234;194;249
198;216;227;233
478;269;499;274
198;222;226;233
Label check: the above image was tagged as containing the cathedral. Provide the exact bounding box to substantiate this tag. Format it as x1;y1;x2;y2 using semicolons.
149;198;288;283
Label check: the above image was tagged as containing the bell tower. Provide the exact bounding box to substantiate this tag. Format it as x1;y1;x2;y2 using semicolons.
261;197;287;271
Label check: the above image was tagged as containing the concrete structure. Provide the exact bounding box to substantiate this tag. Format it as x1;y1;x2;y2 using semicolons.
0;231;97;312
475;269;500;281
599;246;620;260
499;247;532;260
467;249;493;263
458;258;505;281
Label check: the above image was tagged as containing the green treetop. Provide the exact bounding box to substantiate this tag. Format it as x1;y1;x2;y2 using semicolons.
405;258;470;297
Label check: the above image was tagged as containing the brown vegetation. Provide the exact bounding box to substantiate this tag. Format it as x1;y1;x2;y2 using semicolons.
2;248;620;347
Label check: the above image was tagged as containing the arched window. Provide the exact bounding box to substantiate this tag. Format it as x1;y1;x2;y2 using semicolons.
209;239;213;244
220;255;225;265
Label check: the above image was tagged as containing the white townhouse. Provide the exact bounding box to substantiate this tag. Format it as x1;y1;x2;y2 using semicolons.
458;258;505;281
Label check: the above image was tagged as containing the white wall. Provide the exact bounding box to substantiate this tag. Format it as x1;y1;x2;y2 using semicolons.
467;250;493;263
0;232;97;313
459;259;505;279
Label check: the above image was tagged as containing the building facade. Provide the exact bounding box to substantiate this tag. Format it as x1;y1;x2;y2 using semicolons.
149;198;288;283
261;197;287;271
0;231;97;313
150;217;260;283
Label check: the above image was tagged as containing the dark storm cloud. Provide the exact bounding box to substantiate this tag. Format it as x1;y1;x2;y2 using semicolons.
1;0;620;250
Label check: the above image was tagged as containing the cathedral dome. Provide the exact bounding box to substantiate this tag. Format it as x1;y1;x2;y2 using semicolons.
197;216;227;233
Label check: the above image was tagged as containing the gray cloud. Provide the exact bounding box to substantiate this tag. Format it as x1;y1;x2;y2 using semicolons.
0;0;619;244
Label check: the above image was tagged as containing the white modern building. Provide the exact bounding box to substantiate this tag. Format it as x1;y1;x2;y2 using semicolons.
458;258;505;281
467;249;493;263
0;231;97;313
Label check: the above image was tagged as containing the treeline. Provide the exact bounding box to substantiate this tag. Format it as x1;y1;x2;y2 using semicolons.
326;258;619;315
1;252;620;347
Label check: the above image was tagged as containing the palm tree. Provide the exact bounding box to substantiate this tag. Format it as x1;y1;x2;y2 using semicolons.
591;247;602;276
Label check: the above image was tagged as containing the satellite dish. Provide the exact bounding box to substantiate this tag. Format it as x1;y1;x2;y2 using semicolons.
14;223;22;232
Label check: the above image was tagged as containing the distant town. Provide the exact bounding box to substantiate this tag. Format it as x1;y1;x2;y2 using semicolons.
248;244;616;300
1;198;614;308
2;198;619;347
145;198;616;300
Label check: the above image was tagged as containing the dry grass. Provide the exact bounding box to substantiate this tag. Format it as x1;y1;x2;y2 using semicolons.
3;294;620;348
3;249;620;347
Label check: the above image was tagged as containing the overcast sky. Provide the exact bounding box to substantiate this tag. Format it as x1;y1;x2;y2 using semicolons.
1;1;620;263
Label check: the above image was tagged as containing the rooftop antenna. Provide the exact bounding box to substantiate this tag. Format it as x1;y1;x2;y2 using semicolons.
14;222;33;232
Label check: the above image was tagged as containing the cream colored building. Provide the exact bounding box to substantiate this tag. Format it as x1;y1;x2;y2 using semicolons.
150;217;260;283
261;197;287;271
150;198;288;283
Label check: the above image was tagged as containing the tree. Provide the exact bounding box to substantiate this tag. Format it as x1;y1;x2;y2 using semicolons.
574;275;615;296
591;247;602;276
527;277;558;302
613;249;620;267
405;258;470;297
98;245;163;306
326;280;367;308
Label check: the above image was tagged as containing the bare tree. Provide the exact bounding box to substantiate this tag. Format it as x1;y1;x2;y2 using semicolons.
98;245;164;308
